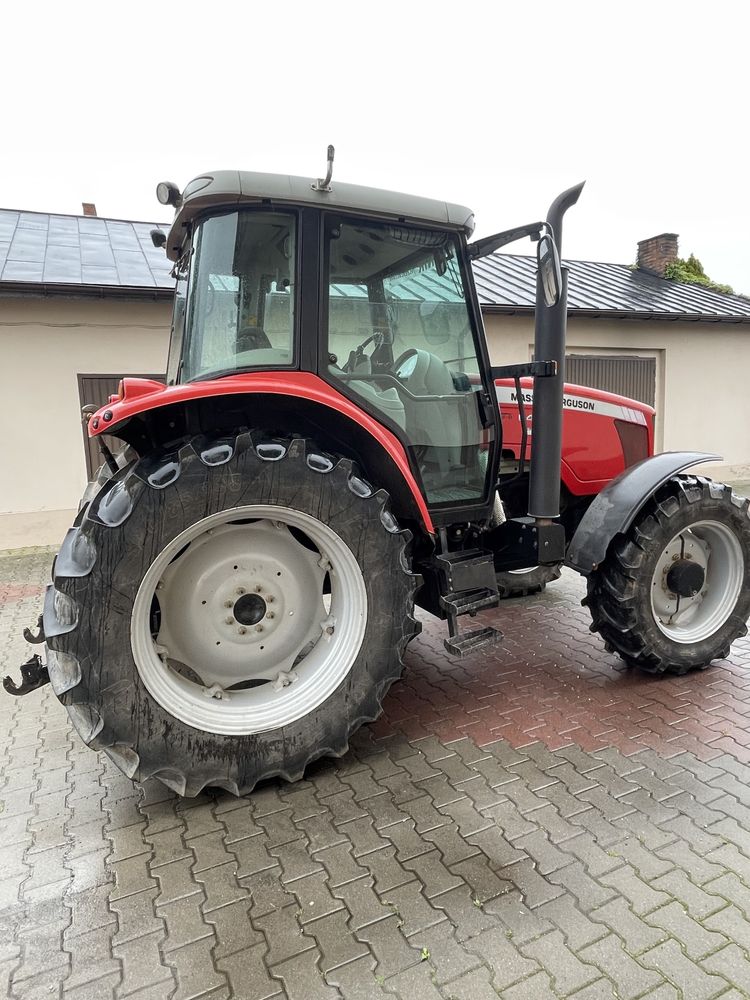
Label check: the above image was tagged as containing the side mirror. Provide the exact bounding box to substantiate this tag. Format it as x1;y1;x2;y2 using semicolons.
538;233;562;307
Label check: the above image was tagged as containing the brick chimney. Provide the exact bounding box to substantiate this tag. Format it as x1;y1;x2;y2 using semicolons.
82;202;98;217
637;233;679;276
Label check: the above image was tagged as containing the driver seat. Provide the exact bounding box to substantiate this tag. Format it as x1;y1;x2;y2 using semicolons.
399;349;464;479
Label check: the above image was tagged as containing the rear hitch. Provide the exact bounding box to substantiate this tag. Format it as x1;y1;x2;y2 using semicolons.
3;654;50;697
23;613;46;644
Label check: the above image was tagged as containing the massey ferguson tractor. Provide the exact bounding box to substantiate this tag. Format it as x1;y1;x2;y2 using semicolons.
7;150;750;796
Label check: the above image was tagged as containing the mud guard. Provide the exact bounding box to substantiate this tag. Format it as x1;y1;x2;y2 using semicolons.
565;451;721;575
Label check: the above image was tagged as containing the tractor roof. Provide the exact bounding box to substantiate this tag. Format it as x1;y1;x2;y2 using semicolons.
165;170;475;259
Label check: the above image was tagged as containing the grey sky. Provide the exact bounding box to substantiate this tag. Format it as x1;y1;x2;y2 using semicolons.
3;1;748;292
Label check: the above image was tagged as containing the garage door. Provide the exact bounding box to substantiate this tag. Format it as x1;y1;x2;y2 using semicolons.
78;374;165;479
565;354;656;407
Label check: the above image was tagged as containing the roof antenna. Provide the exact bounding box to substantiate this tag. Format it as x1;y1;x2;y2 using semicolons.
312;145;335;192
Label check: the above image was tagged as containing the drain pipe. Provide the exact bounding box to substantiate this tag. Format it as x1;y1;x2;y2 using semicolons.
527;182;585;520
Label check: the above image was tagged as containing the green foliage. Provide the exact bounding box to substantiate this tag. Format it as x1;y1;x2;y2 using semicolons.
664;254;734;295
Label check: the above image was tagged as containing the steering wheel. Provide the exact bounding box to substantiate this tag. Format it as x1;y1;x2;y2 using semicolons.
392;348;420;378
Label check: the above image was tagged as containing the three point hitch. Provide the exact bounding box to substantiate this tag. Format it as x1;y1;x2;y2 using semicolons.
3;613;51;697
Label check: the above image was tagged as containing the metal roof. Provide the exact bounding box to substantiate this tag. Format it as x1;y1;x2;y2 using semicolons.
2;206;749;323
0;209;174;295
474;254;750;322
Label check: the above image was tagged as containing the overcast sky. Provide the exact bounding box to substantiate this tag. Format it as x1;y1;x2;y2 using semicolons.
3;1;748;293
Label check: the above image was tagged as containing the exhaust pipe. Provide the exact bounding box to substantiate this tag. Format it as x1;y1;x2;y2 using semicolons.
527;182;585;519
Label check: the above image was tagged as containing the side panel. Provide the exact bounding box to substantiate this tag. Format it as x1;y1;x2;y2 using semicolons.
496;377;655;495
87;372;435;533
565;451;721;574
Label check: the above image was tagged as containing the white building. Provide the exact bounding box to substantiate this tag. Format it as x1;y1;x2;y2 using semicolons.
2;210;748;549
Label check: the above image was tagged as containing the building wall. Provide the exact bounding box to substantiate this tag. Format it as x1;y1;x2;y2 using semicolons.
2;295;748;548
0;296;171;519
483;313;750;481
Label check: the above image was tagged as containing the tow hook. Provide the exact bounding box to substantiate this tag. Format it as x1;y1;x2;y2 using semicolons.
3;654;50;697
23;613;46;644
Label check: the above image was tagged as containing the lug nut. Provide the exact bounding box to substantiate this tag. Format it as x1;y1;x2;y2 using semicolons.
236;587;245;595
266;595;274;603
239;626;247;635
225;617;234;625
224;600;233;608
256;624;264;633
256;584;263;592
267;612;275;620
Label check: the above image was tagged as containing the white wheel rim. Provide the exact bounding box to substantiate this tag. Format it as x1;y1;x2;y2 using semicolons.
650;519;744;644
131;505;367;735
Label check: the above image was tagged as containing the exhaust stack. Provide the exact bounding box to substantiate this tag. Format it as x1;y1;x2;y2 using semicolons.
527;182;585;520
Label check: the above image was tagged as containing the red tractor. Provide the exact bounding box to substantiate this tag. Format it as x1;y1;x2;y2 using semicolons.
7;151;749;796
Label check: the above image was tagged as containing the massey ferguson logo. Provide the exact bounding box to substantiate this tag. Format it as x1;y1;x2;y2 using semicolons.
510;391;595;412
562;396;595;411
498;385;648;426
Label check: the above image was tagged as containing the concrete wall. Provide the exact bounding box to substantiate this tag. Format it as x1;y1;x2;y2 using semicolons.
483;312;750;482
0;296;171;545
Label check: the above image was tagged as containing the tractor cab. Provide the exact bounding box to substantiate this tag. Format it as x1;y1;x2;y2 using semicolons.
162;168;500;518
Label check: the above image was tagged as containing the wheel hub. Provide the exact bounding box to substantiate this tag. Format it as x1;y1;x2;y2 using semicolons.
233;592;267;626
666;559;705;598
154;520;322;688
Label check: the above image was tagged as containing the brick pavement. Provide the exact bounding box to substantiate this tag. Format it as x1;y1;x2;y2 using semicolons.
3;546;750;999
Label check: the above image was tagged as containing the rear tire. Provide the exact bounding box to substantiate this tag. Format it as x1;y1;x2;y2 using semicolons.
586;477;750;675
45;433;419;795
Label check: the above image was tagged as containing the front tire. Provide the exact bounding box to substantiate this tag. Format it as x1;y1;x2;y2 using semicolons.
586;477;750;674
45;434;419;795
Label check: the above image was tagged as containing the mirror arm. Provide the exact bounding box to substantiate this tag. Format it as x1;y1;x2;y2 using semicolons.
467;221;547;260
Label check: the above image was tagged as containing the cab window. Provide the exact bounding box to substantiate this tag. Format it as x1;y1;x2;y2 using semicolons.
182;211;296;381
325;218;493;505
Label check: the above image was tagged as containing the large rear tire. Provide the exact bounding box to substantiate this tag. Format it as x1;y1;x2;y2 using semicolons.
45;434;419;795
586;477;750;675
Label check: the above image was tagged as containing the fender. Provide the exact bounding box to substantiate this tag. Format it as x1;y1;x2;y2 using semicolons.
565;451;721;575
87;372;435;534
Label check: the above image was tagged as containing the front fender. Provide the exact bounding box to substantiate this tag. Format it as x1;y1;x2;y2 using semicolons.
565;451;721;575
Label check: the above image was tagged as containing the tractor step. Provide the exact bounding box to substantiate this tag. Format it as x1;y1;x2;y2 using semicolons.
444;626;503;658
440;588;499;616
431;544;502;657
434;548;498;594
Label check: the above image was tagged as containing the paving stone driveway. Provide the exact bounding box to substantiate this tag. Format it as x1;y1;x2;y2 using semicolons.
3;547;750;1000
